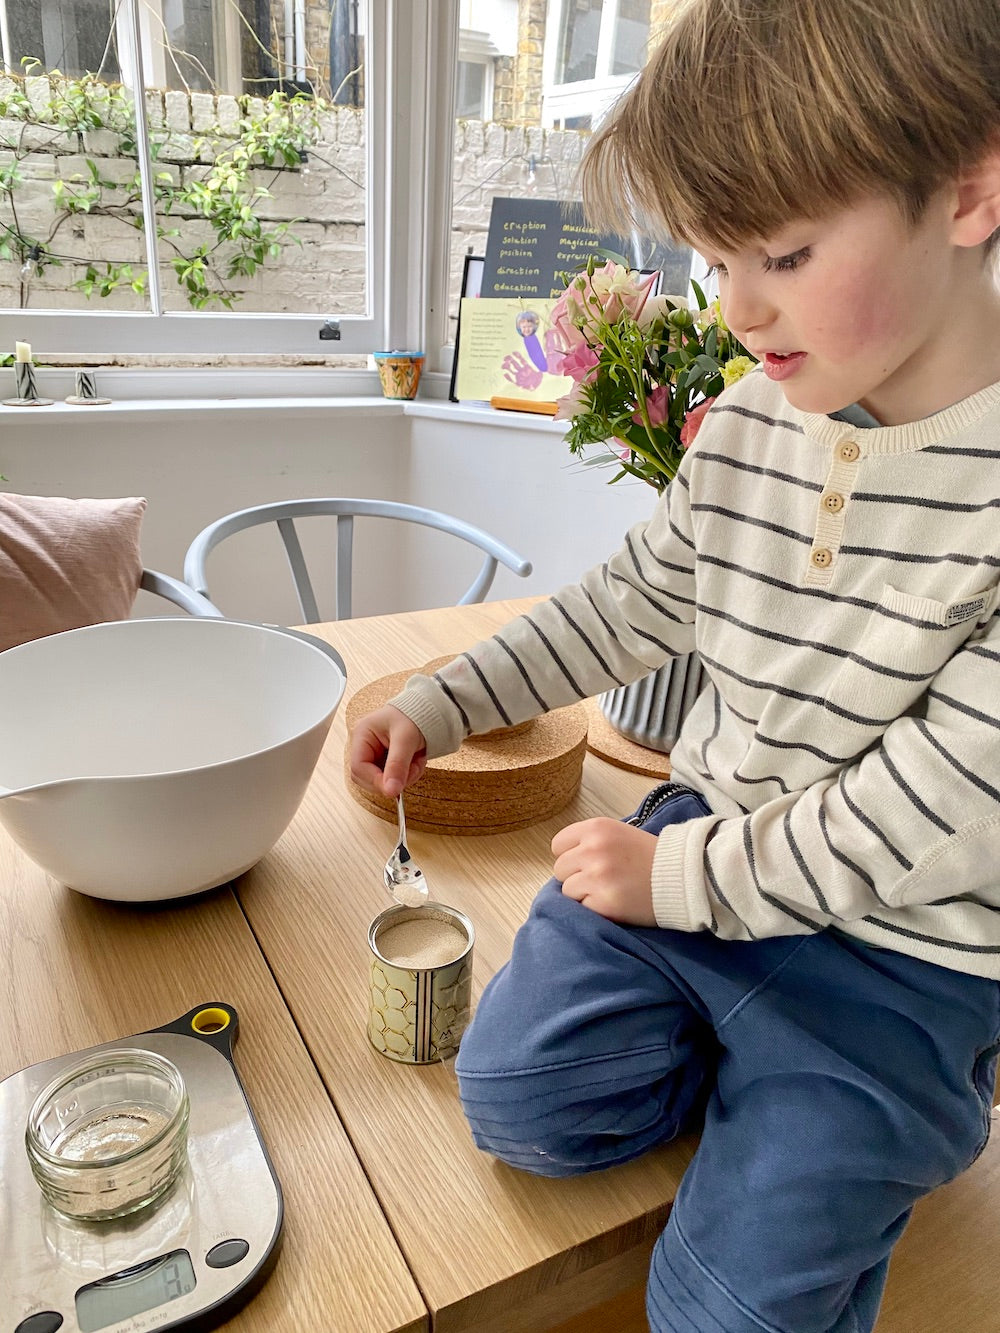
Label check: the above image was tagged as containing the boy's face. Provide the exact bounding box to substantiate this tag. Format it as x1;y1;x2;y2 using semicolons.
694;191;988;424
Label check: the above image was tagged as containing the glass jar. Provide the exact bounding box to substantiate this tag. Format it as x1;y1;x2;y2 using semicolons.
25;1048;189;1222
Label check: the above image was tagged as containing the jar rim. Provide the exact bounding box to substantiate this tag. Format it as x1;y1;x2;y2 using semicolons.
25;1047;188;1170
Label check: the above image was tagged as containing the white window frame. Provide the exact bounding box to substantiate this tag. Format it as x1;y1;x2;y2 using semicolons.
0;0;443;359
456;28;498;121
541;0;646;130
135;0;242;96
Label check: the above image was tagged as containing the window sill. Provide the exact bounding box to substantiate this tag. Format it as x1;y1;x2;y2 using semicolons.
0;394;401;423
0;368;567;433
406;398;565;432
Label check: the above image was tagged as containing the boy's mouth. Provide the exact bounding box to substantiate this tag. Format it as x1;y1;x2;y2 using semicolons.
762;351;806;381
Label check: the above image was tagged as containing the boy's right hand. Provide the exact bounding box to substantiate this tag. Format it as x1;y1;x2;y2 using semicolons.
349;704;428;798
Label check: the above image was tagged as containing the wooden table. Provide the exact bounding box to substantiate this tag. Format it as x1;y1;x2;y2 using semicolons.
2;597;992;1331
0;807;427;1330
235;599;696;1332
0;598;692;1333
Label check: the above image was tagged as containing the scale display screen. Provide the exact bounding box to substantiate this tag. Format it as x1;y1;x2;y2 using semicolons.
75;1249;196;1332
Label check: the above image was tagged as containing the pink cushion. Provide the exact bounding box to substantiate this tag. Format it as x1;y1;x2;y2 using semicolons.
0;494;146;653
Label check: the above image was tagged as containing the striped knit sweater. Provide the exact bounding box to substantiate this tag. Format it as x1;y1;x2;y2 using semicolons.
392;368;1000;977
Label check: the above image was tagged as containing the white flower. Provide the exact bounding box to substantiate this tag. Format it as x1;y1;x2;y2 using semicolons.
637;294;679;330
695;298;723;331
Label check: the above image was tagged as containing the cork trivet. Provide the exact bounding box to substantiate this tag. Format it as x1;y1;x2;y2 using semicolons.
583;696;672;779
344;660;588;834
348;781;584;836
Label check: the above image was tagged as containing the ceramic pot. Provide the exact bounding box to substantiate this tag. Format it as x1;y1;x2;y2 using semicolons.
598;653;707;753
374;350;424;399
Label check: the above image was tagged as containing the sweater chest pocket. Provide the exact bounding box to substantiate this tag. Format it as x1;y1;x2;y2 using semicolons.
824;582;999;725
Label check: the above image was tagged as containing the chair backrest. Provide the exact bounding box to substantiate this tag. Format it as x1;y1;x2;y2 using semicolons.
183;499;533;623
139;568;223;617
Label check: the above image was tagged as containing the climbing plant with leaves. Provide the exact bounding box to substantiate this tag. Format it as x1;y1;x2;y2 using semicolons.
0;65;322;309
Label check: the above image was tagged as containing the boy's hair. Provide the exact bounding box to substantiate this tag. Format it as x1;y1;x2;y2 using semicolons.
582;0;1000;254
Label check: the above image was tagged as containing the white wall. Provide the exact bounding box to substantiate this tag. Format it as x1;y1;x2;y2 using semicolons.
0;398;658;627
403;407;657;609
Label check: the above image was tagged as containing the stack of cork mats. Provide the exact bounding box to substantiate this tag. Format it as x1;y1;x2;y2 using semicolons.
344;657;589;835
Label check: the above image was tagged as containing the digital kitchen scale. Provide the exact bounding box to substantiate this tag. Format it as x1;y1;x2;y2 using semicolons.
1;1003;283;1333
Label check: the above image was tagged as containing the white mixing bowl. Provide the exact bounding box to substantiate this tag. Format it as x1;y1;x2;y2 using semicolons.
0;617;346;901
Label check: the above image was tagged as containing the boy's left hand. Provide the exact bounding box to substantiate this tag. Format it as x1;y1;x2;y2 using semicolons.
551;817;658;926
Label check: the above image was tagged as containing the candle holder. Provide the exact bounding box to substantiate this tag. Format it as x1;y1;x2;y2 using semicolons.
65;369;112;406
4;360;54;407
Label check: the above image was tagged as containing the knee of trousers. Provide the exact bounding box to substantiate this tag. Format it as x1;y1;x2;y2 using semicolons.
456;1057;708;1179
456;1065;606;1177
457;1091;631;1178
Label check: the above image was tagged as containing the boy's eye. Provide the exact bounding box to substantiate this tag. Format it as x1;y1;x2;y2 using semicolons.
763;246;811;273
703;263;726;279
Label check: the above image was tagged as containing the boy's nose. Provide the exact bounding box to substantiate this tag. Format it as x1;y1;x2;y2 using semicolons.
720;280;773;341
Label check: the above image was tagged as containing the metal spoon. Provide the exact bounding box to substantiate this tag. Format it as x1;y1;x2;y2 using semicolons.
383;793;428;907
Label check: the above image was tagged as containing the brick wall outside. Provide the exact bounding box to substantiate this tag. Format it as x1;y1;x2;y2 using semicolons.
0;81;592;332
512;0;548;126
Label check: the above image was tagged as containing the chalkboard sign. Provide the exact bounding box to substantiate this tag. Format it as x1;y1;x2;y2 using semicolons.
480;197;691;299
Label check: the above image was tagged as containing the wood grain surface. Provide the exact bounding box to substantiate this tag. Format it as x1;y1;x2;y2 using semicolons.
7;596;985;1332
0;836;426;1331
237;600;696;1332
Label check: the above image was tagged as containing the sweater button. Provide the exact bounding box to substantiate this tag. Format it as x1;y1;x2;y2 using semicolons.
837;440;860;463
822;491;845;513
810;546;833;569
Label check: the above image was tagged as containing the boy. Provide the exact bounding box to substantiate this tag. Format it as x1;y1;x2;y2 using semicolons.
350;2;1000;1328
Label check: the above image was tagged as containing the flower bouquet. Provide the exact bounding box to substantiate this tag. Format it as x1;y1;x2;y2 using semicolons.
548;259;757;493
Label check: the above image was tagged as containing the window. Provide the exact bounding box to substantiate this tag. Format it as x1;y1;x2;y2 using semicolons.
0;0;394;357
441;1;688;362
611;0;651;75
139;0;235;95
456;60;486;119
456;21;501;121
1;0;121;81
556;0;602;84
0;2;684;376
546;0;650;129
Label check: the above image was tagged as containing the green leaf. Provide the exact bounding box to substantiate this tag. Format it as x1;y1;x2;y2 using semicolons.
690;278;709;310
592;246;629;267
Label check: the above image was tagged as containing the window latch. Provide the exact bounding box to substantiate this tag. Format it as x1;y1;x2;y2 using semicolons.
319;320;341;341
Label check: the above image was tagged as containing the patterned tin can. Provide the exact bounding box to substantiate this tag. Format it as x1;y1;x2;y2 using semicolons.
368;903;474;1064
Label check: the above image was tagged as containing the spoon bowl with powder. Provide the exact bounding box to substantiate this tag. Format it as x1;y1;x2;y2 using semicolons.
383;793;429;907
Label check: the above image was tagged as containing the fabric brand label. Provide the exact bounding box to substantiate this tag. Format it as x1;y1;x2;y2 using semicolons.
945;594;989;627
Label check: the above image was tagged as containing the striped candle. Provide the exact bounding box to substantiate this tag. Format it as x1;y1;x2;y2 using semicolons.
14;361;38;400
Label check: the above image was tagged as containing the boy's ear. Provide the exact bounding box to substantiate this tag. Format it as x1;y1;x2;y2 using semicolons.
950;141;1000;248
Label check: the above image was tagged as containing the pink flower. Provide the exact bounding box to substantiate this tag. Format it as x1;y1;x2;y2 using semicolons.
547;308;590;377
547;347;566;376
553;382;589;421
633;383;671;429
550;288;576;333
680;397;717;448
592;260;657;323
554;262;657;340
559;341;600;384
550;307;586;350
